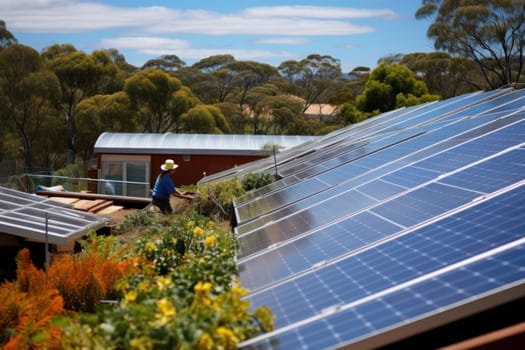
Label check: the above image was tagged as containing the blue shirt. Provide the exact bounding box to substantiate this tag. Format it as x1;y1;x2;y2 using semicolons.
152;173;176;199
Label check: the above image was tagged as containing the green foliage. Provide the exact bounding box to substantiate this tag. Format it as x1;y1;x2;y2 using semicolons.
62;213;274;350
241;172;275;192
416;0;525;88
191;178;245;221
113;209;156;235
181;105;231;134
337;102;369;125
356;63;439;113
124;69;183;133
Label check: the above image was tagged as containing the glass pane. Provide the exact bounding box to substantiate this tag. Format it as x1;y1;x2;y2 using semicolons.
126;162;148;197
103;163;123;195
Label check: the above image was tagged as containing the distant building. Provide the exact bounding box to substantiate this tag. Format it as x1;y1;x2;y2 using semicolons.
304;103;338;121
91;132;317;196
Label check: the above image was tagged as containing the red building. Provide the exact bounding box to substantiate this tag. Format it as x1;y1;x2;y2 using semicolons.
92;132;316;196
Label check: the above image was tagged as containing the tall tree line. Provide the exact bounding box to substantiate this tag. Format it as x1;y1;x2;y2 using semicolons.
1;0;524;173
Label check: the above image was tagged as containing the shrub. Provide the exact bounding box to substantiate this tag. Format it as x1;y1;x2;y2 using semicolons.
113;209;156;235
191;178;245;221
63;213;274;349
49;232;142;312
241;171;275;191
0;249;65;349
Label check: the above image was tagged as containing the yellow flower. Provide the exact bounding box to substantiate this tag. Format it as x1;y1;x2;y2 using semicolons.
129;336;153;350
156;276;172;291
232;284;248;297
138;280;150;292
204;235;216;248
145;242;156;253
198;332;214;350
201;297;212;307
193;226;204;236
216;327;239;348
123;291;137;305
194;281;212;295
186;220;195;228
157;298;176;318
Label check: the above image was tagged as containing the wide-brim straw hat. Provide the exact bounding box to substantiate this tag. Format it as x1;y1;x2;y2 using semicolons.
161;159;178;171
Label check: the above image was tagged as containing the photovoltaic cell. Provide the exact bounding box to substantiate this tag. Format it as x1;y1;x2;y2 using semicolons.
241;243;525;350
237;116;525;255
239;144;525;292
238;211;402;291
241;184;525;343
232;89;525;349
235;92;525;226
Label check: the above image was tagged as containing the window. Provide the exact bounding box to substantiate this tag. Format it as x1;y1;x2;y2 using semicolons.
100;155;150;197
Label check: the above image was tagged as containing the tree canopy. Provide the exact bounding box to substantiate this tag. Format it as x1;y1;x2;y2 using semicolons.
416;0;525;88
355;63;440;113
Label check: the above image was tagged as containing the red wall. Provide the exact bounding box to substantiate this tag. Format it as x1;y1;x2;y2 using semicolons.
151;154;263;187
96;153;265;191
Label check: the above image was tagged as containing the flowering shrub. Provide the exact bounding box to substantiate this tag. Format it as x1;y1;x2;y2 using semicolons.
0;249;65;349
49;232;143;312
62;212;274;349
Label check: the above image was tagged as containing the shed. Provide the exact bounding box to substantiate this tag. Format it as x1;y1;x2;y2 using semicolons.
92;132;317;196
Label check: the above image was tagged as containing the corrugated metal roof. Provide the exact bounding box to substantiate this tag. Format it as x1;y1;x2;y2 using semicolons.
0;186;109;245
94;132;318;155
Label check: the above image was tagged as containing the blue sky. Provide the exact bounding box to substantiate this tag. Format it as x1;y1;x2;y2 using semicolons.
1;0;436;73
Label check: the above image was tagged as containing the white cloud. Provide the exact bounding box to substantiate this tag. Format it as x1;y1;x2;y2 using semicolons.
101;36;295;62
0;1;406;68
242;6;398;19
102;37;190;50
256;37;311;45
0;1;386;35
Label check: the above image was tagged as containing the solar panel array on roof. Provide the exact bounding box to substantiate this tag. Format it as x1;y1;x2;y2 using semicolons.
220;87;525;349
0;186;109;245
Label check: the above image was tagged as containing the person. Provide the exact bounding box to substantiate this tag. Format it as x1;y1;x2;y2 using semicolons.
151;159;183;214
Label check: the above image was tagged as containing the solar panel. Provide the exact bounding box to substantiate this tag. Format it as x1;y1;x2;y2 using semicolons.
234;89;525;226
232;88;525;349
0;186;109;245
236;114;525;258
240;183;525;349
240;243;525;349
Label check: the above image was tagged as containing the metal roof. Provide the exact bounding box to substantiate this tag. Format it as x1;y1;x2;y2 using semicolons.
93;132;318;156
0;186;109;245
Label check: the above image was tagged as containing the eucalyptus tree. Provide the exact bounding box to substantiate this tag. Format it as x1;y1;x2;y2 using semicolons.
187;55;238;103
355;63;440;113
44;46;121;164
105;48;137;74
278;54;344;112
124;68;194;132
75;92;136;159
416;0;525;88
214;102;248;133
0;45;61;170
180;105;231;134
225;60;279;110
258;94;305;135
243;83;281;134
142;54;186;72
0;20;17;50
400;52;479;98
170;86;201;132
